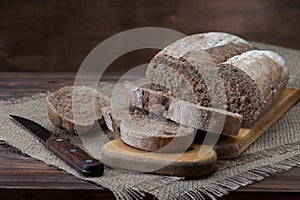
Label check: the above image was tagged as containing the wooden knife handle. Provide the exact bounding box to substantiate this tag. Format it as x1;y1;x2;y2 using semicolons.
46;137;104;177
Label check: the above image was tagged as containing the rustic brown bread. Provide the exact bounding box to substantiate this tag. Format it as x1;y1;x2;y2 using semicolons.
47;85;111;134
146;32;288;126
125;82;243;136
220;50;288;126
101;106;195;152
120;110;195;153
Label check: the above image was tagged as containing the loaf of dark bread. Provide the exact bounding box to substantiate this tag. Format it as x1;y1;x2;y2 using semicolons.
125;82;243;136
146;32;288;126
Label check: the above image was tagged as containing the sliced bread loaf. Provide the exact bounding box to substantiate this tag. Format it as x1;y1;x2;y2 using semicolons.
146;32;288;126
47;85;111;134
125;82;243;136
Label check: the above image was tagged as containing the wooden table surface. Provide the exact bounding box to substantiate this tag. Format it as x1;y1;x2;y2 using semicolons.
0;72;299;200
1;0;300;72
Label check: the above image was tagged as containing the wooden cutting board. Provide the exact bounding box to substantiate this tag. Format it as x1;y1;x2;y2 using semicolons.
102;139;217;177
101;88;300;177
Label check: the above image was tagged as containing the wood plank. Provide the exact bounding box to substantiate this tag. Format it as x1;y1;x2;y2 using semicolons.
0;143;99;189
0;0;299;72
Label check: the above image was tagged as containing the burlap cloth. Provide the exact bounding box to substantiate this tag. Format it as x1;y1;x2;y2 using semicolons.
0;42;299;200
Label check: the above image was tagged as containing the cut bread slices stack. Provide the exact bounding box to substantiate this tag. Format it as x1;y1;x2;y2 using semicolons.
47;32;288;156
101;104;197;153
125;83;243;136
101;33;288;154
100;81;244;153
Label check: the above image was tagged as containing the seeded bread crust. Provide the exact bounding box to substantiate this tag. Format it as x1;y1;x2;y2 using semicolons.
47;85;110;134
125;82;243;136
146;32;288;126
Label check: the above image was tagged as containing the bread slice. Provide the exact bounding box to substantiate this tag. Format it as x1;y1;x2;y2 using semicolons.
101;106;195;152
120;111;195;153
125;82;243;136
47;85;111;134
146;32;288;126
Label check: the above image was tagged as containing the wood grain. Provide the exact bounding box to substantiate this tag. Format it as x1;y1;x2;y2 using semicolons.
0;72;299;200
0;0;299;72
101;139;217;177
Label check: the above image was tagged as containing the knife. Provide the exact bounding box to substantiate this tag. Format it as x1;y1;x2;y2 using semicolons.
10;115;104;177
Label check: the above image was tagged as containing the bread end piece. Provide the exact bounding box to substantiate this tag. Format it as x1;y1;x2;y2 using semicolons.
47;86;109;134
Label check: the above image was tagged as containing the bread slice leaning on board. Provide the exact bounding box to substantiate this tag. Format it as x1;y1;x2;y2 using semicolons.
146;32;288;127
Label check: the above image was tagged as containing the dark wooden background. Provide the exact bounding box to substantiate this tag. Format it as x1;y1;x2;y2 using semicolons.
0;0;299;72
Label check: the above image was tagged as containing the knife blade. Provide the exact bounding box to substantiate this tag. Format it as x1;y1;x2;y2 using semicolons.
10;115;104;177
